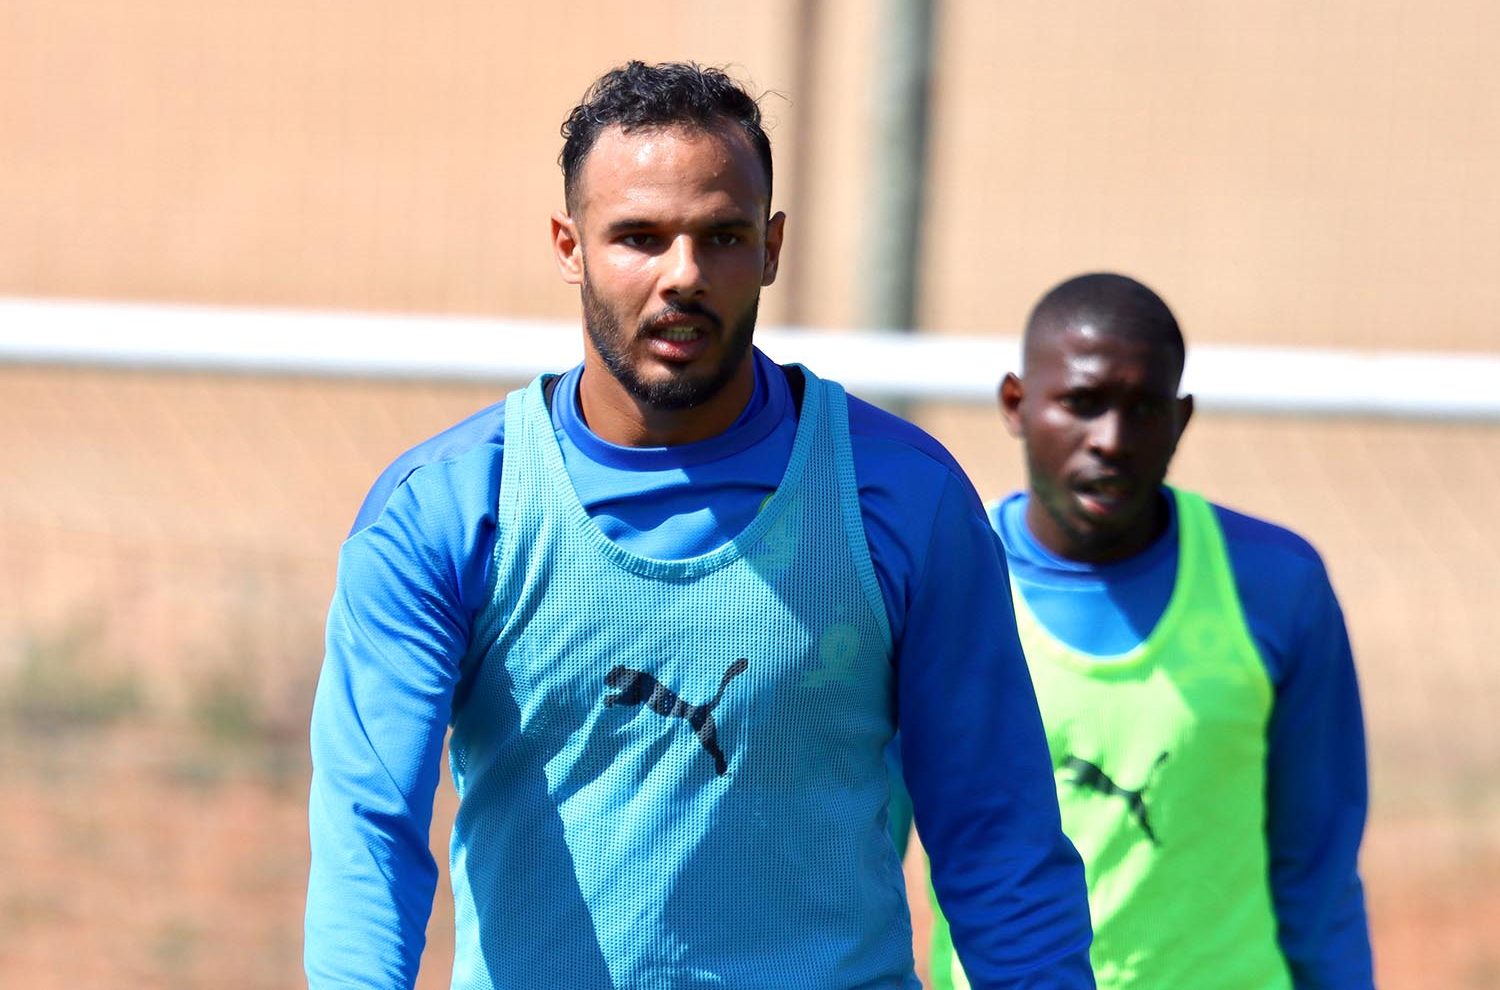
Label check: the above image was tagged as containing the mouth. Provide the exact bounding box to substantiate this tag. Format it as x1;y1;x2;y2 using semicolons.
1071;474;1137;519
654;325;703;342
642;309;719;363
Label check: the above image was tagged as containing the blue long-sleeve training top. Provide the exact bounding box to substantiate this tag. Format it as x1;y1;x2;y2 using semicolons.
306;348;1093;988
991;491;1373;989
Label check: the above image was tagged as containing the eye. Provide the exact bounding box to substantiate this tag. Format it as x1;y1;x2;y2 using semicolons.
707;231;742;247
1059;392;1103;417
1128;397;1169;419
620;233;659;249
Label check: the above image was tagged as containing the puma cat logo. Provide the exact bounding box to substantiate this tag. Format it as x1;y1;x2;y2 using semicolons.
604;659;750;776
1062;752;1170;846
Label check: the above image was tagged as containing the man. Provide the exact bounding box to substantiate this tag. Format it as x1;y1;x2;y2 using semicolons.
927;273;1373;988
305;62;1092;989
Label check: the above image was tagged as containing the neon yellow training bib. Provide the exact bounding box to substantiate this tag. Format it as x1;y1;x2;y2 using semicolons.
930;488;1292;990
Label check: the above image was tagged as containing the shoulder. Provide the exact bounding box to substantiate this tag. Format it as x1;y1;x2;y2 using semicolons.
349;395;510;538
1201;496;1348;684
1207;498;1332;588
985;491;1025;548
843;391;983;511
832;389;993;642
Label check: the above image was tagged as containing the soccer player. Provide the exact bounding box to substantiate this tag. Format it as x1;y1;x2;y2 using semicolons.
304;61;1093;989
926;273;1374;989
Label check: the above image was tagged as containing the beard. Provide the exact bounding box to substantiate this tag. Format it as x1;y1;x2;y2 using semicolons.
582;278;758;411
1027;446;1170;562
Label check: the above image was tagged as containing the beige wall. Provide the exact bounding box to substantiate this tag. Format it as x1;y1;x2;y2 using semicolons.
0;1;802;316
4;2;1497;350
927;2;1500;349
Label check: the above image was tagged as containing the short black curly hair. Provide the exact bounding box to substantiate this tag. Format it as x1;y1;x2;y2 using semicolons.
559;61;773;214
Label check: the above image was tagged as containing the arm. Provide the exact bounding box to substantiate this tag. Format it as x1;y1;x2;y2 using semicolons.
899;476;1094;989
305;476;475;988
1265;564;1374;989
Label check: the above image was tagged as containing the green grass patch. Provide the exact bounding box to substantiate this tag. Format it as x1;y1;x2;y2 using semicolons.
1;620;145;731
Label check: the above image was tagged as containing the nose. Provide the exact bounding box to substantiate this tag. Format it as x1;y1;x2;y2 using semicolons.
1088;408;1127;460
661;235;707;299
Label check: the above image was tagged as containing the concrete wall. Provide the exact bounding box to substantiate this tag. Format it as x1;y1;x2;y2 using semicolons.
4;2;1497;350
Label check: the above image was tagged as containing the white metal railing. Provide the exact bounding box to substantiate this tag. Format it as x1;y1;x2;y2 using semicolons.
3;297;1497;421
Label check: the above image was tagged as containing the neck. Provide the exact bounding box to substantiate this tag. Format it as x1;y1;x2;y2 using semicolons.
577;360;756;447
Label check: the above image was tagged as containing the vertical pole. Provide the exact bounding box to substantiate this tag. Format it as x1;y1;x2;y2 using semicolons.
780;0;822;328
861;0;937;333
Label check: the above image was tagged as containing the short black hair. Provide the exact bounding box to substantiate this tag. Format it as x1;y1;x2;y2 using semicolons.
559;61;773;214
1024;272;1186;374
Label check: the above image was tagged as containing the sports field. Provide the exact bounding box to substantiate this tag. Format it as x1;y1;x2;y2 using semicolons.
2;365;1497;987
5;0;1500;982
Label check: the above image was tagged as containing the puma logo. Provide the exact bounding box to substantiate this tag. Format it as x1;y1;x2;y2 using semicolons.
604;659;750;776
1061;752;1169;846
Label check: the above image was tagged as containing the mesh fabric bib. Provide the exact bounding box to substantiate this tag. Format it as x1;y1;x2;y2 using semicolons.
931;489;1291;990
447;368;914;989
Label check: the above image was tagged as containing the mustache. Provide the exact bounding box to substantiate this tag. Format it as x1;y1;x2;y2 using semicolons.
639;300;723;334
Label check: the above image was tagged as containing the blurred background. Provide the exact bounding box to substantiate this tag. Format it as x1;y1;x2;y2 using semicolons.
2;1;1498;987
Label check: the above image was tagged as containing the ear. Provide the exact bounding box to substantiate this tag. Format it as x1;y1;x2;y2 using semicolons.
761;211;787;286
999;372;1026;438
1175;392;1195;440
551;211;583;286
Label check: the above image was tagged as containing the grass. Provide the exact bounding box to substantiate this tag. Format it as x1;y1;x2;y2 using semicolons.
1;618;145;732
0;616;305;793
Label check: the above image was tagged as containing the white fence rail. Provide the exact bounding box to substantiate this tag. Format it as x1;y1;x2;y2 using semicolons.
3;297;1497;421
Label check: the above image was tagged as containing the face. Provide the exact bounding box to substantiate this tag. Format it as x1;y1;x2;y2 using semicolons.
1001;321;1193;563
551;123;784;444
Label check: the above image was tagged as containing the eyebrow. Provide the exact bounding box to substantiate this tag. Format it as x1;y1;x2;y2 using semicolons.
599;218;656;237
1059;377;1176;400
600;214;757;237
702;214;756;229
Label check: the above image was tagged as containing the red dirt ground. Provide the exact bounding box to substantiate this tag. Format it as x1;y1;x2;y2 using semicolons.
4;369;1498;987
3;723;1496;989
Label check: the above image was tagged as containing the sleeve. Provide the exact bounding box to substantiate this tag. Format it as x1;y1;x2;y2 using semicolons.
304;475;474;989
899;475;1095;989
1265;562;1374;989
